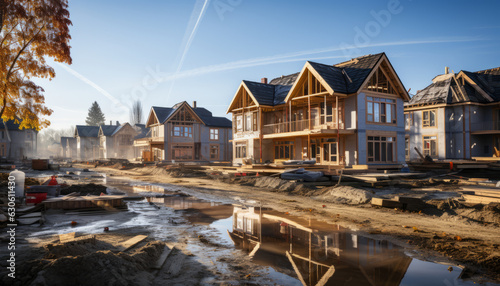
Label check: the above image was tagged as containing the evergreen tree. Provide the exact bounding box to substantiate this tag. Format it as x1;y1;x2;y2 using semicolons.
85;101;106;126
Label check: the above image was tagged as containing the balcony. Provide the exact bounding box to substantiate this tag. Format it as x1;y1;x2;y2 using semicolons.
262;120;347;138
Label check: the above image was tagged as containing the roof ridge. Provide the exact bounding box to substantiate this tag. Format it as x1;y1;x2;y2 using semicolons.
475;66;500;74
334;53;384;67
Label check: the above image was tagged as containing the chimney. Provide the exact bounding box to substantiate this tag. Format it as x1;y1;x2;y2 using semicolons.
445;66;449;74
116;121;120;126
193;101;197;108
261;77;268;84
110;120;112;125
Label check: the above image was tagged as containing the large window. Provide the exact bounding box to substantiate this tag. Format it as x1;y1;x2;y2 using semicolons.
173;125;192;137
210;144;219;160
423;135;437;157
245;114;252;131
236;115;243;132
405;112;413;130
423;110;436;127
367;96;396;124
274;141;294;160
367;136;396;163
172;145;193;160
235;142;247;158
210;128;219;141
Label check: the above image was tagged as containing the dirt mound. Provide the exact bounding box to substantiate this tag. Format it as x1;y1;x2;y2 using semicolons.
43;240;117;259
314;186;373;205
60;183;107;196
27;241;164;286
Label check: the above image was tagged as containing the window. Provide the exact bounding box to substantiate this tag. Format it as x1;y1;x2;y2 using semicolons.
235;142;247;158
173;125;192;137
423;136;437;157
172;145;193;160
210;144;219;160
236;115;243;132
405;112;413;130
245;113;252;131
26;131;32;140
423;110;436;127
119;135;132;145
367;136;396;163
367;96;396;124
274;141;294;160
1;131;4;139
210;129;219;141
252;112;258;131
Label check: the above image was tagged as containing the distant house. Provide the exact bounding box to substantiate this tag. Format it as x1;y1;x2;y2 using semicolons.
405;67;500;161
60;136;76;158
98;122;137;159
227;53;410;166
0;119;37;160
74;125;100;161
142;101;232;162
132;124;151;160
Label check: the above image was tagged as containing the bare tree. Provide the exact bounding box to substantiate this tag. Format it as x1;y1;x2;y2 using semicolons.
130;100;143;125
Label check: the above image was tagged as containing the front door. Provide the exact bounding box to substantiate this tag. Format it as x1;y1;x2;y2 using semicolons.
322;141;338;164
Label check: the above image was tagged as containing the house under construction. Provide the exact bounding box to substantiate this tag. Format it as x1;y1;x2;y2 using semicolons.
227;53;410;167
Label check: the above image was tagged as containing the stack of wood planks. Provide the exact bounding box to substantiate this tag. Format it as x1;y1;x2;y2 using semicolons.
459;186;500;204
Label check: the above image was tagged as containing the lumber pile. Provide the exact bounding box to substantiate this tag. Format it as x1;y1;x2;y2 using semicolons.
459;186;500;204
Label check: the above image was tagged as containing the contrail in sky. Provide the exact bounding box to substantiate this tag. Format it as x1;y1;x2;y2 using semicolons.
166;0;211;98
158;37;482;82
56;62;127;111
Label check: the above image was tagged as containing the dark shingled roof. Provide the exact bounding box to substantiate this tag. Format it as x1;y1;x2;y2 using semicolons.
410;67;500;105
152;102;231;128
151;106;175;123
100;125;120;136
269;73;300;85
243;53;386;107
134;124;149;140
307;61;348;93
0;119;36;131
334;53;384;93
192;107;232;128
76;125;100;137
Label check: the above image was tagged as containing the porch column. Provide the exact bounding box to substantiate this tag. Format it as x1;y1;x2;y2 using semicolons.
308;96;311;130
336;95;340;165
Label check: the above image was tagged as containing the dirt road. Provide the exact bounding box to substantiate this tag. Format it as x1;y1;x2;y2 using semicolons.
87;164;500;282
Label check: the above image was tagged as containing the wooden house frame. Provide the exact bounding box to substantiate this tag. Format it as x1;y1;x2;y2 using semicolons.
140;101;232;162
227;53;410;167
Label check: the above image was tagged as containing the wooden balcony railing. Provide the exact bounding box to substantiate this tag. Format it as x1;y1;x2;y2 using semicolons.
262;120;344;135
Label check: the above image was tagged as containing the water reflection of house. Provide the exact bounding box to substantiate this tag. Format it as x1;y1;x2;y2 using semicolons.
228;207;412;286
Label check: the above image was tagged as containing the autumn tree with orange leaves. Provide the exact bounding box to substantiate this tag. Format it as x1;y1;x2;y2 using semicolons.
0;0;71;130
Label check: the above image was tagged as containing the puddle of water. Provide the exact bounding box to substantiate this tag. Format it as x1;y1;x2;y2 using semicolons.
101;179;494;286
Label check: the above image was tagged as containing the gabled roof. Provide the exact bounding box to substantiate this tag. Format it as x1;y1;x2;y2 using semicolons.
230;53;409;111
99;125;120;136
193;107;232;128
134;124;150;140
151;106;175;124
333;53;385;93
75;125;100;138
147;102;231;128
409;66;500;106
0;119;36;131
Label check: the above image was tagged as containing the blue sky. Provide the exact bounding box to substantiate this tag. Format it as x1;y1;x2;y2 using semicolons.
36;0;500;130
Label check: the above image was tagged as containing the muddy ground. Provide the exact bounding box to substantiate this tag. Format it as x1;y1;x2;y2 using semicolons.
0;163;499;285
90;164;500;282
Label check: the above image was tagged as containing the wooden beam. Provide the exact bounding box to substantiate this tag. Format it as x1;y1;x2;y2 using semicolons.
286;251;307;286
